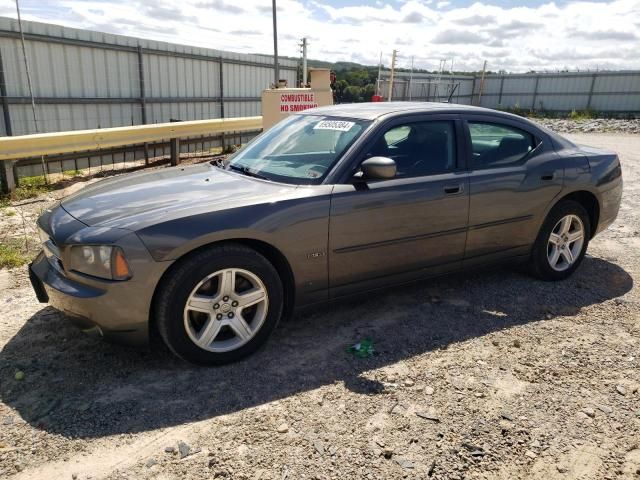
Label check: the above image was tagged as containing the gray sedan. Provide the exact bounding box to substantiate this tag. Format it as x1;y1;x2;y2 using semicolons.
30;103;623;365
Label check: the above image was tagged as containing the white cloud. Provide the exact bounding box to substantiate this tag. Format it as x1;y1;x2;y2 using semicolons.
0;0;638;72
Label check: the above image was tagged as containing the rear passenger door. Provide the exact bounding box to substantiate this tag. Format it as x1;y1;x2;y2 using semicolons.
463;116;564;266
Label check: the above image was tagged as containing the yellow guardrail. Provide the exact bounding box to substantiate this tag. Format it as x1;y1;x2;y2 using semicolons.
0;116;263;161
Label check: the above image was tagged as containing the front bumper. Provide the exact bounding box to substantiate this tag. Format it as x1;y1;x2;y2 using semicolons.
29;250;152;347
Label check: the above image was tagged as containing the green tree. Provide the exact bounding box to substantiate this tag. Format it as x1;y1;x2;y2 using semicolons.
362;83;376;102
342;85;363;103
335;79;348;101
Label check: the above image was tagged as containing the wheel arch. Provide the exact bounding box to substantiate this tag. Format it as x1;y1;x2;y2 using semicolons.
148;238;296;339
553;190;600;238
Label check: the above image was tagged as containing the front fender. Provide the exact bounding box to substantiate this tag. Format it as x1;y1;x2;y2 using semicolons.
136;191;333;306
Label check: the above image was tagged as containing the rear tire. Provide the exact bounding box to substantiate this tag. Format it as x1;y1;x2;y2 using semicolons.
155;243;283;365
529;200;590;281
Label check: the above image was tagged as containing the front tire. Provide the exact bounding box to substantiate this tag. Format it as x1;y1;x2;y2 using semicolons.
155;243;283;365
529;200;590;281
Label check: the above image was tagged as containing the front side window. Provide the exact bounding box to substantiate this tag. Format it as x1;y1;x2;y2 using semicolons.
469;122;536;168
366;121;456;178
226;115;371;185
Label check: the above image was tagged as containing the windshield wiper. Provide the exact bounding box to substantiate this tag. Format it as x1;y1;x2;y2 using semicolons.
227;164;269;180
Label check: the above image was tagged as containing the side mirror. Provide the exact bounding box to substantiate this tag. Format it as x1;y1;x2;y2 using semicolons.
359;157;396;180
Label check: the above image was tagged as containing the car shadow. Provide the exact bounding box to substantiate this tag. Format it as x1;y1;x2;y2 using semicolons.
0;256;633;439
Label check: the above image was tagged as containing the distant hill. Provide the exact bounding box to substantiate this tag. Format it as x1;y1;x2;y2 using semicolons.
254;54;491;76
253;54;374;71
267;55;455;75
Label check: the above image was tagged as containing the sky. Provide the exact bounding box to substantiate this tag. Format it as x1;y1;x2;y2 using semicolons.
0;0;638;72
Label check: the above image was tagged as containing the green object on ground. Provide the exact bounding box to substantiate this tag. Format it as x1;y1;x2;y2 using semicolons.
14;371;24;381
0;242;30;269
348;338;375;358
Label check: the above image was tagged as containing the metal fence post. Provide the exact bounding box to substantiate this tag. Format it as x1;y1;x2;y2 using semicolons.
470;76;477;105
0;49;15;193
137;45;149;164
498;76;505;106
170;137;180;166
219;60;225;151
0;49;12;137
531;76;540;111
586;73;597;111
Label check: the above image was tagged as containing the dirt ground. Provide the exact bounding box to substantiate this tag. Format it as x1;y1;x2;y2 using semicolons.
0;133;639;480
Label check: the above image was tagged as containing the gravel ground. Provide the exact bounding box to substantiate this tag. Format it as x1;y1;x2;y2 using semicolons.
0;132;639;480
532;118;640;134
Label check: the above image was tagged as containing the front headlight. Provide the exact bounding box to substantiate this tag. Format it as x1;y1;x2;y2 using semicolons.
68;245;132;280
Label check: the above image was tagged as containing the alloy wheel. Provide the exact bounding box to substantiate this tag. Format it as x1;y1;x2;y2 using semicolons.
183;268;269;352
547;214;585;272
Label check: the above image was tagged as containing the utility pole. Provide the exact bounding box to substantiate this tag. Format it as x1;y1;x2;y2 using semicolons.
272;0;279;86
388;49;397;102
376;51;382;96
300;37;308;86
16;0;48;184
477;60;487;106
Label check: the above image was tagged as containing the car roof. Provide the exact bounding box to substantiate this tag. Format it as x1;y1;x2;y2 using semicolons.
298;101;514;121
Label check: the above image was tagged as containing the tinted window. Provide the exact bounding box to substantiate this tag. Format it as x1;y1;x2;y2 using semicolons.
367;121;456;178
469;122;536;168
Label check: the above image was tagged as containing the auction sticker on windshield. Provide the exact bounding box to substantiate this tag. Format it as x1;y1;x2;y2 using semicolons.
313;120;355;131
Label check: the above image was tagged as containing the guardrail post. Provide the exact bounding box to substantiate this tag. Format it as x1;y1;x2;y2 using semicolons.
498;76;505;106
1;160;17;193
170;137;180;166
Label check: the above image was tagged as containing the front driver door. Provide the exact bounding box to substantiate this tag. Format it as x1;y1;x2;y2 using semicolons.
328;116;469;298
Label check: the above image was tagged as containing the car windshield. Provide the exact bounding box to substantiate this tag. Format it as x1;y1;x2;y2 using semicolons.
225;115;371;185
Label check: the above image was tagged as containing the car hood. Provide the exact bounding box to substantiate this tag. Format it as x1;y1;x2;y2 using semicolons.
61;163;299;229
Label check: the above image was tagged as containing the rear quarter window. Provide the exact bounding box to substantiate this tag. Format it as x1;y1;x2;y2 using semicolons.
469;122;537;168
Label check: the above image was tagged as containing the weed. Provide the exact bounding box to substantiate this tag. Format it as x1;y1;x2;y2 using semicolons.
222;144;238;154
568;109;597;120
10;176;52;201
0;241;30;269
499;103;527;117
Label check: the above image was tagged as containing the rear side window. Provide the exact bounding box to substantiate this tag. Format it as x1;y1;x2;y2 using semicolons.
469;122;536;168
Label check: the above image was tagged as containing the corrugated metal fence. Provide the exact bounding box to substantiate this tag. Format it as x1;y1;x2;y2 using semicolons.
0;17;297;135
380;70;640;116
0;17;297;180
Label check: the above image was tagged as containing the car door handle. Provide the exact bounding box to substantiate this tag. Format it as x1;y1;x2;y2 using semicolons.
443;184;463;195
541;172;555;181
